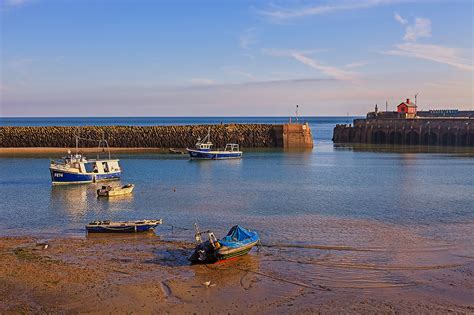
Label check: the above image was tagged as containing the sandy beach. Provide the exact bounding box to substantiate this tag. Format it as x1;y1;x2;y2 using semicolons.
1;234;472;314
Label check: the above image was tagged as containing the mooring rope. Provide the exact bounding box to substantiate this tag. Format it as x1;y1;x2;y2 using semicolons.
163;223;193;232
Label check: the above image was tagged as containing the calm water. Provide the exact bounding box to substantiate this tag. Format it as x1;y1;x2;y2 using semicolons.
0;117;473;245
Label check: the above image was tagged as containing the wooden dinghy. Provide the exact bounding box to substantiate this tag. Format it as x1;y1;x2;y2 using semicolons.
97;184;134;197
169;148;186;154
86;219;163;233
189;224;259;264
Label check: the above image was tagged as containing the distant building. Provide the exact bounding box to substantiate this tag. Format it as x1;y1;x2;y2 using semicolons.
397;98;417;118
365;98;474;120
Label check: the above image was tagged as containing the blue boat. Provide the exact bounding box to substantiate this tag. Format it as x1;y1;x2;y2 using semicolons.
85;219;163;233
189;225;259;263
186;128;242;160
49;137;121;185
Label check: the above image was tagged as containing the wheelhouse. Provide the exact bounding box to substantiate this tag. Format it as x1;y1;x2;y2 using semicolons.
224;144;240;152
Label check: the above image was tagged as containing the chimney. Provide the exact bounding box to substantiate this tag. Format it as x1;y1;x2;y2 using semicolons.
406;98;410;104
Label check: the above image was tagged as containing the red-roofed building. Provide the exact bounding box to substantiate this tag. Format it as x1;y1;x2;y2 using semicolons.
397;98;417;118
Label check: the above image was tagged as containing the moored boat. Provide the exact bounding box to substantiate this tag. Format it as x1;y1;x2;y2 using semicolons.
97;184;134;197
85;219;163;233
189;224;259;263
49;137;121;185
186;128;242;160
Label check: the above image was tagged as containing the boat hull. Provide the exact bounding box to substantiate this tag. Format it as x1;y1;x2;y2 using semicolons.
186;149;242;160
216;240;259;261
97;185;134;197
50;168;121;185
86;224;158;233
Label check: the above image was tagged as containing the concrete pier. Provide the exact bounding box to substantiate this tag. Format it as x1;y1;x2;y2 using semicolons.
0;123;313;149
333;118;473;146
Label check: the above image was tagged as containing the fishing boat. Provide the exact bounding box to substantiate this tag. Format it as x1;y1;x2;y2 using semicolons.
85;219;163;233
186;128;242;160
49;137;121;185
189;224;259;263
97;184;134;197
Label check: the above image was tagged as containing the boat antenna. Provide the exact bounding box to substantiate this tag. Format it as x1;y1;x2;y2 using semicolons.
75;128;80;156
415;93;418;106
295;105;299;123
194;223;202;244
201;127;211;144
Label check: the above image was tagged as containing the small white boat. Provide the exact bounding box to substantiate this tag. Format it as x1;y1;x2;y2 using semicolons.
186;128;243;160
97;184;134;197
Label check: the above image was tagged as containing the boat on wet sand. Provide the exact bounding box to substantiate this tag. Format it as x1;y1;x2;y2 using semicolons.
97;184;134;197
85;219;163;233
186;127;242;160
189;225;259;263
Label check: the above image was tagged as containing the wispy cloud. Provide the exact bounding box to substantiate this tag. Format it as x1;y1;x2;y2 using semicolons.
261;48;324;57
263;49;356;80
394;12;408;25
231;71;256;80
291;52;356;80
259;0;404;20
385;42;474;71
344;62;368;69
239;28;258;50
404;17;431;41
190;78;216;85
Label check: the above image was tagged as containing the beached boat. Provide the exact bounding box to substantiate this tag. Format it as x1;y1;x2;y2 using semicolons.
169;148;186;154
186;128;242;160
97;184;134;197
189;224;259;263
85;219;163;233
49;137;121;185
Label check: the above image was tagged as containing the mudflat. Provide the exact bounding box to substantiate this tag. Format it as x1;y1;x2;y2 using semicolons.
1;235;472;314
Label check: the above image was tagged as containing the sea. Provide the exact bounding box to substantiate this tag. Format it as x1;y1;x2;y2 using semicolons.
1;116;473;293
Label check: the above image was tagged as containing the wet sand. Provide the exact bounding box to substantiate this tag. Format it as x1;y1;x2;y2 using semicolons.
1;234;472;314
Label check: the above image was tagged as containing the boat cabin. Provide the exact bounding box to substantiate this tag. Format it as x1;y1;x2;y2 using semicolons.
196;141;213;151
84;160;120;174
224;144;240;152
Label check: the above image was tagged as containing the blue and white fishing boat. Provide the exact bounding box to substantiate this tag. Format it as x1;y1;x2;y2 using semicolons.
186;128;242;160
49;137;121;185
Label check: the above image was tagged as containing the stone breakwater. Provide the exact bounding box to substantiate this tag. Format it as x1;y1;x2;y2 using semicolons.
0;124;283;148
333;118;473;146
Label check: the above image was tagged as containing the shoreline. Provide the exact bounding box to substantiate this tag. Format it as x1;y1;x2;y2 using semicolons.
1;235;472;313
0;147;173;155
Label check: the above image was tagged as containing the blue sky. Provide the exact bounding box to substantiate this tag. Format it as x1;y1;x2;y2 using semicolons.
1;0;472;116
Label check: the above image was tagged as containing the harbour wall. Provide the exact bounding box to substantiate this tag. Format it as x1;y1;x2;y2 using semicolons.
0;123;313;149
333;118;473;146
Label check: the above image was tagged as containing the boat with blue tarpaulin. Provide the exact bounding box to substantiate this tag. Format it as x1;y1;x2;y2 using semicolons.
189;224;259;263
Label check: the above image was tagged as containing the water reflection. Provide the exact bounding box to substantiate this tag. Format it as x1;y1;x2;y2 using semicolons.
334;143;474;155
50;184;91;216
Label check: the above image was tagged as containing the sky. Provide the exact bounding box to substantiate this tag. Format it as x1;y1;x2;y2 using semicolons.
0;0;473;117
